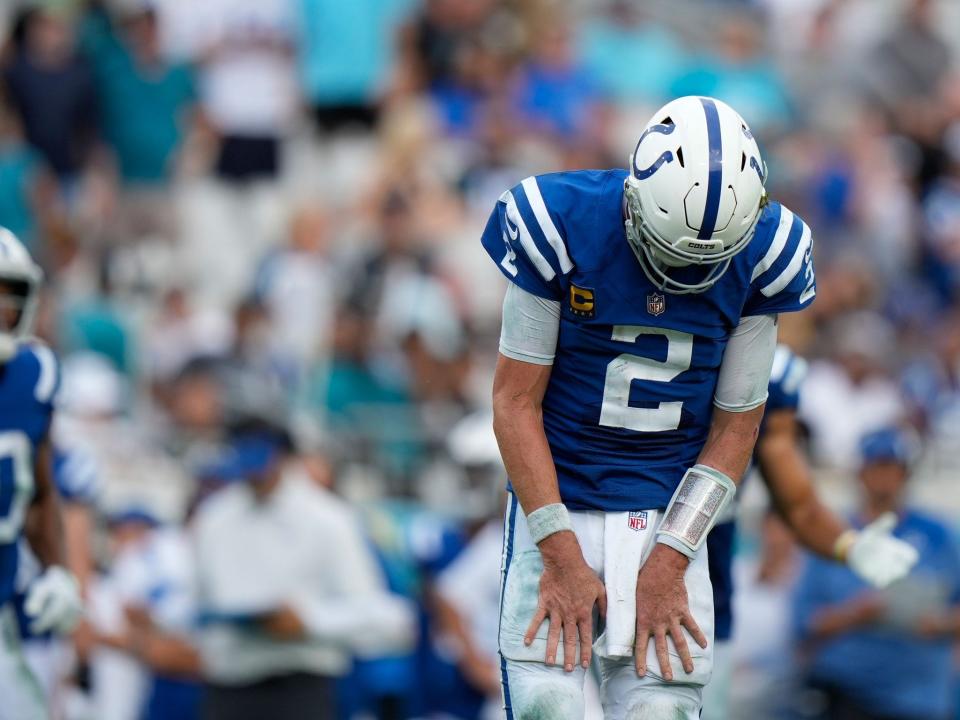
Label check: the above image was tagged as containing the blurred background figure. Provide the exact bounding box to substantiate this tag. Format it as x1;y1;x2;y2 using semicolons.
192;422;414;720
793;427;960;720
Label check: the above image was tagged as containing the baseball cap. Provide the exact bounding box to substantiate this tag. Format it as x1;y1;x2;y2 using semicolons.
859;427;919;468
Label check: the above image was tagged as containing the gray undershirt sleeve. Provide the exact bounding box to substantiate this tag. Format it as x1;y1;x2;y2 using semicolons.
713;313;778;412
498;283;561;365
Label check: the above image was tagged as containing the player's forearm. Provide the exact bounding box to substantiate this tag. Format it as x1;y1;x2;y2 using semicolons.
696;405;765;482
491;355;562;514
26;439;66;568
492;398;561;513
781;500;845;560
759;427;847;560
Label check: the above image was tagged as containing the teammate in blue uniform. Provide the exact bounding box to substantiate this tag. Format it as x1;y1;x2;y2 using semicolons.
0;228;83;720
702;346;918;719
485;95;820;718
14;443;99;705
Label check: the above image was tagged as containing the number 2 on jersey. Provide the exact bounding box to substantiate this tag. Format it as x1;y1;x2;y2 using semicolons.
599;326;693;432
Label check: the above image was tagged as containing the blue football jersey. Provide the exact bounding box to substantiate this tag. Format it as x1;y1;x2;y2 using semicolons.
0;343;58;606
708;344;807;641
482;170;815;511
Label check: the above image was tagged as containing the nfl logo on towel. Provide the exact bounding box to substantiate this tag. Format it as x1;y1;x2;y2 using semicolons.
647;292;665;316
628;511;648;531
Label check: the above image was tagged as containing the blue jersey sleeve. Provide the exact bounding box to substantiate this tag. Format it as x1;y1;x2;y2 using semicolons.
26;343;59;436
743;203;816;317
480;176;576;301
766;345;807;414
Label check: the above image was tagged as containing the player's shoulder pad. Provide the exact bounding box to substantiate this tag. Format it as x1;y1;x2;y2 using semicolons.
747;200;814;301
496;173;577;285
500;170;620;279
17;339;60;406
769;344;807;397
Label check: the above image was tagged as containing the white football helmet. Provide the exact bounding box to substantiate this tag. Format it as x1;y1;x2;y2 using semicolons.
0;228;42;361
624;96;767;294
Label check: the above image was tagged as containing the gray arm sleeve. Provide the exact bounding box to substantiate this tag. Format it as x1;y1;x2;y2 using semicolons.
499;283;561;365
713;314;778;412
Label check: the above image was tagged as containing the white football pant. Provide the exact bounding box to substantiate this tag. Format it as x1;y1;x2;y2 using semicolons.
498;493;714;720
0;604;47;720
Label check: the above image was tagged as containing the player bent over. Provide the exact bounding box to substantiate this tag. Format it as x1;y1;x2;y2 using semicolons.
0;229;83;720
485;96;816;718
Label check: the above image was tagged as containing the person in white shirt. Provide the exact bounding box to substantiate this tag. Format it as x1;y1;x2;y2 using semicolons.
192;424;414;720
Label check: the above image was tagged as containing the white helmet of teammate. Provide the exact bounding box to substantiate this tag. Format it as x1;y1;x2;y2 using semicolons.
624;96;767;294
0;228;42;361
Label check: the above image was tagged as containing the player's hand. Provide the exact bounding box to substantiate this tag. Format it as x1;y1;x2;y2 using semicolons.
261;604;308;641
634;544;707;681
525;531;606;672
845;512;918;588
25;566;83;635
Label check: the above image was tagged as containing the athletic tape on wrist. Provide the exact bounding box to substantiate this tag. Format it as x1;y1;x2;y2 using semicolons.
656;464;736;558
526;503;573;545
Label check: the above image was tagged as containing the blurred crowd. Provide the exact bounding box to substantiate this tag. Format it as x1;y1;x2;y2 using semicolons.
2;0;960;718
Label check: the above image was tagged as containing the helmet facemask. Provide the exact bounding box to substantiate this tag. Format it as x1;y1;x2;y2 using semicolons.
624;172;761;295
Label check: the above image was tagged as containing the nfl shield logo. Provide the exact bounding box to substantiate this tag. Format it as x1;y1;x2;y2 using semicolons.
647;292;665;316
628;511;648;531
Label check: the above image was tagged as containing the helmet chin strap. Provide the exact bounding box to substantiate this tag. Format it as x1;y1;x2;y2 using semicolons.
624;211;731;295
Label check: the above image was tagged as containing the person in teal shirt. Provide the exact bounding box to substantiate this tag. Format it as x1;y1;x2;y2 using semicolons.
81;4;195;186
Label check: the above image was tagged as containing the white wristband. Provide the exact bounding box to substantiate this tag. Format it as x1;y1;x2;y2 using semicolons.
656;464;736;559
526;503;572;545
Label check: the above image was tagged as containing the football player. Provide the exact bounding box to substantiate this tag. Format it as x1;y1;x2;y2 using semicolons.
0;228;83;720
702;346;918;718
485;96;816;718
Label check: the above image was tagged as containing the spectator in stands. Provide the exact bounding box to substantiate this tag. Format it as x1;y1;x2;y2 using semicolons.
192;0;296;184
511;15;601;142
577;2;685;105
81;1;194;189
0;94;60;250
794;427;960;720
295;0;412;134
3;3;98;188
192;423;414;720
671;10;792;131
801;312;904;469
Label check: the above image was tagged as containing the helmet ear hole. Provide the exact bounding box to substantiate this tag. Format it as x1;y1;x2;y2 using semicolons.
676;147;685;168
741;152;747;172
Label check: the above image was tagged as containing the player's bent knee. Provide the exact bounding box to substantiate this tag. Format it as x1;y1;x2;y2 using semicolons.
503;658;585;720
623;699;699;720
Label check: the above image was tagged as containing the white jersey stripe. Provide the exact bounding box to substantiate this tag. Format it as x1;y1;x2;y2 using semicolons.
521;177;573;274
501;190;556;282
761;220;811;297
33;345;58;404
751;206;794;282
